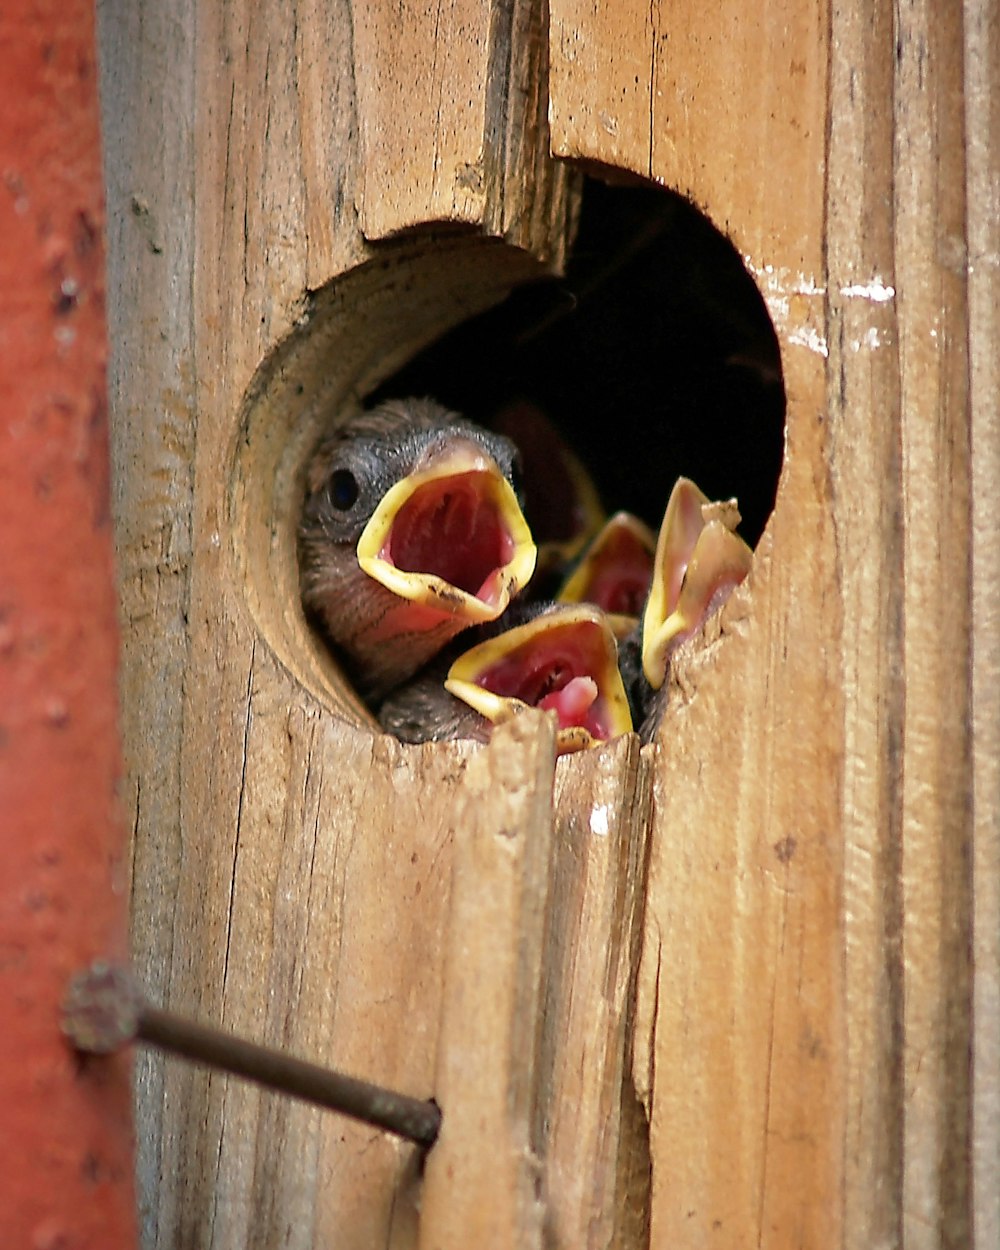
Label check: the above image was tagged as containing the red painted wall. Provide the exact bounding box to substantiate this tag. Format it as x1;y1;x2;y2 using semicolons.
0;1;137;1245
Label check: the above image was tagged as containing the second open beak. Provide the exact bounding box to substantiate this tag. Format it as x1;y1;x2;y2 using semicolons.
445;604;633;755
641;478;753;689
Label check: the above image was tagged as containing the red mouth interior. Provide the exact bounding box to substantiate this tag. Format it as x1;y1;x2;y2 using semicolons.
383;472;516;601
576;530;654;616
476;626;612;737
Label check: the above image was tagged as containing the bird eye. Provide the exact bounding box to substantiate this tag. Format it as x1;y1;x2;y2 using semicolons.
327;469;359;511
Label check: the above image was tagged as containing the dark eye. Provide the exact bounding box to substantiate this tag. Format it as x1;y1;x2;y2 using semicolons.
327;469;359;511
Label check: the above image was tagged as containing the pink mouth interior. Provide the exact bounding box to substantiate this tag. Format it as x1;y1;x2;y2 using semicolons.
539;676;598;726
383;472;516;602
476;629;611;737
583;562;652;616
578;532;654;616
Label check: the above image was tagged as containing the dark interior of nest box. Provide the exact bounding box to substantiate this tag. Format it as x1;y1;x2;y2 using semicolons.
369;178;785;548
262;176;786;733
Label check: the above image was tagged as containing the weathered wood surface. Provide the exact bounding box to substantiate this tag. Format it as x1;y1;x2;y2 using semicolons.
551;0;998;1246
97;0;996;1247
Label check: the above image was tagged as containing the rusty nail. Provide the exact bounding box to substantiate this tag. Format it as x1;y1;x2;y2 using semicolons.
62;962;441;1148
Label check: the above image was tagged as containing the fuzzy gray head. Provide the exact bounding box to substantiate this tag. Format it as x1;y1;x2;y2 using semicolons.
299;397;524;552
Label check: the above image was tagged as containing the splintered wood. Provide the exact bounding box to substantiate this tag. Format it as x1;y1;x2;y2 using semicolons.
418;718;556;1250
551;2;995;1248
98;0;995;1246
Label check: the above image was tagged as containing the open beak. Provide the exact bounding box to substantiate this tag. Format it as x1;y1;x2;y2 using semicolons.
357;440;537;631
641;478;753;688
557;511;656;626
445;605;633;755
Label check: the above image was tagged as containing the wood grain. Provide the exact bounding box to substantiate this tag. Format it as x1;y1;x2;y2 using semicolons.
549;0;995;1246
418;716;556;1250
96;0;996;1245
894;2;974;1241
97;2;593;1247
353;0;576;257
966;4;1000;1246
826;2;906;1243
544;736;653;1250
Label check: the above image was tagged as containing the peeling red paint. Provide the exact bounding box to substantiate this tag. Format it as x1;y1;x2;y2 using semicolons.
0;1;137;1245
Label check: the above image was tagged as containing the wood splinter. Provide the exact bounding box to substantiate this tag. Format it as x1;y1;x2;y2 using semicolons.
61;962;442;1149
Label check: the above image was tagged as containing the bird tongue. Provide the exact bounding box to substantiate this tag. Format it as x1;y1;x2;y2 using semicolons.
464;625;614;739
444;605;634;753
538;676;599;730
477;645;605;730
383;473;515;603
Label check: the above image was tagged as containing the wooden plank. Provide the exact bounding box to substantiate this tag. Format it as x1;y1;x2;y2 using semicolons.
351;0;493;235
95;1;199;1229
352;0;577;257
825;3;906;1244
548;0;653;175
549;4;991;1247
418;716;556;1250
97;2;580;1247
966;4;1000;1246
420;728;654;1250
548;0;828;267
894;2;975;1242
543;736;653;1249
552;5;844;1246
633;535;843;1250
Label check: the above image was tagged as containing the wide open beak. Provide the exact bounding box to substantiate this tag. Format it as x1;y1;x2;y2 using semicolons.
445;604;633;755
557;511;657;625
641;478;753;689
357;440;537;631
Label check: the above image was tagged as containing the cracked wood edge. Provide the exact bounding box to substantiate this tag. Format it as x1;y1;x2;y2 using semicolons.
351;0;577;262
550;1;995;1246
544;735;654;1249
418;716;556;1250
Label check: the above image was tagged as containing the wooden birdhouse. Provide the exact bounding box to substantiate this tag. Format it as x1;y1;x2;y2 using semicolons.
17;0;988;1246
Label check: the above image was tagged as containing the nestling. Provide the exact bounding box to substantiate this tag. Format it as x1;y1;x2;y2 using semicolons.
299;398;536;701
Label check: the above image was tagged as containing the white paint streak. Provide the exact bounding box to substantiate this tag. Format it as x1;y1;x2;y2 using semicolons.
787;326;829;357
851;326;883;352
839;280;896;302
739;260;896;357
741;257;896;304
589;805;610;837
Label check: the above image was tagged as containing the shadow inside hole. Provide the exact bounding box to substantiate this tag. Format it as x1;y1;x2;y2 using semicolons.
368;178;785;547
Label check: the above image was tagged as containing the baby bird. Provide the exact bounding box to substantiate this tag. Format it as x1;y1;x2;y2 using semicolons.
379;601;633;756
556;510;657;624
299;398;537;701
627;477;754;740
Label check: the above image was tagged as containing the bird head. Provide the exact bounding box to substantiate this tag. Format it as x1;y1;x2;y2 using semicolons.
299;398;537;700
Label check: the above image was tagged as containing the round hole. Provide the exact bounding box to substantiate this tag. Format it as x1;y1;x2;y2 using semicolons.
229;234;547;729
232;179;785;742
